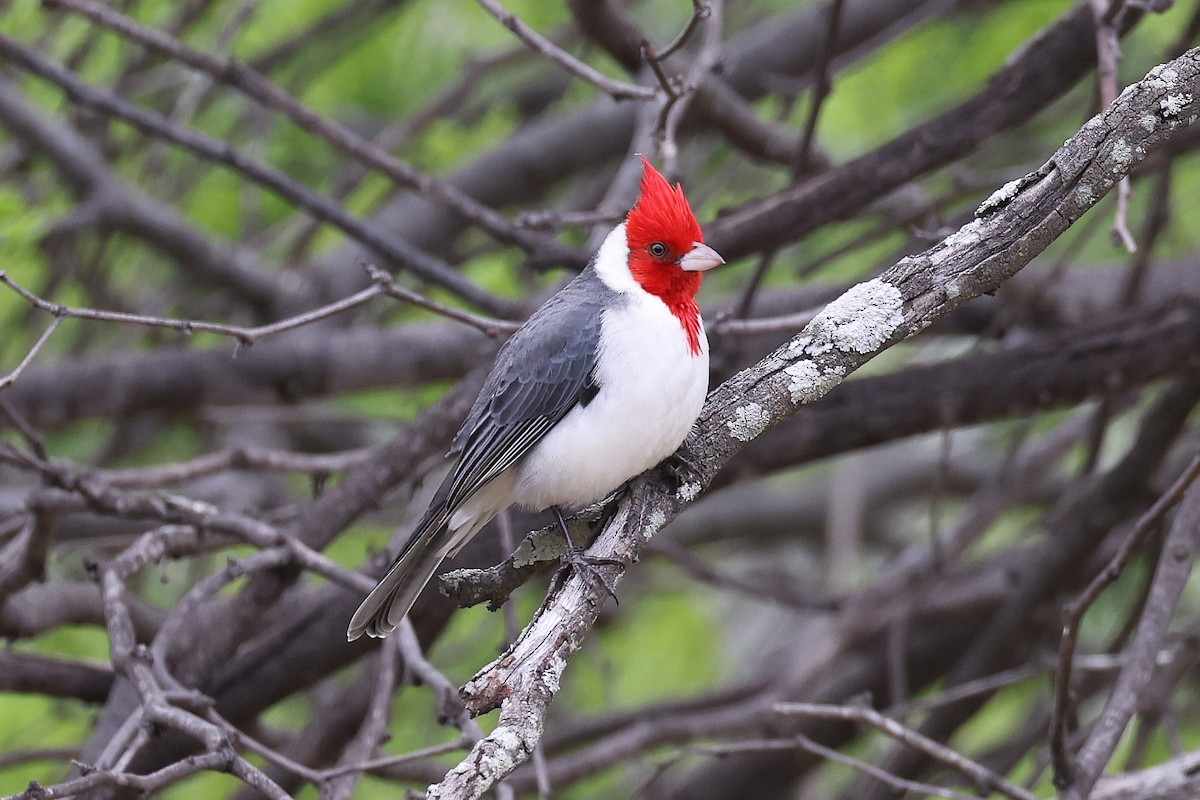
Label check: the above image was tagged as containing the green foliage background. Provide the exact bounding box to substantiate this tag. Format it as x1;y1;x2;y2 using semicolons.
2;0;1199;796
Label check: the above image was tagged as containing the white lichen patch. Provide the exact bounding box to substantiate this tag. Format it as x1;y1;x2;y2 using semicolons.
1076;183;1095;205
927;219;985;267
805;279;904;355
783;360;822;404
943;276;967;301
791;333;831;356
511;530;562;568
1151;65;1179;84
939;219;984;252
1140;113;1158;131
1110;139;1132;173
487;727;526;772
540;659;563;694
676;481;701;502
976;177;1024;216
1161;93;1193;118
642;508;668;540
727;402;770;442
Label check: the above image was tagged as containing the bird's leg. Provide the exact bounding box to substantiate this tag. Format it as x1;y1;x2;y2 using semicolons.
662;439;706;493
551;506;621;603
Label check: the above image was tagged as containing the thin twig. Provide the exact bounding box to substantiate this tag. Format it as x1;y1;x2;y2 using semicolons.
0;315;62;392
710;306;820;335
774;702;1040;800
0;265;512;356
97;445;371;489
656;0;712;61
366;264;519;338
1090;0;1138;252
204;708;326;785
323;635;400;800
1050;452;1200;787
0;33;513;314
0;748;77;769
650;0;724;171
7;444;377;594
395;618;480;734
319;737;472;780
1;269;380;348
1061;475;1200;798
1118;163;1173;306
474;0;654;100
694;737;982;800
640;40;680;101
792;0;844;177
650;540;841;610
0;751;239;800
284;40;546;258
888;664;1044;716
514;208;624;231
45;0;555;256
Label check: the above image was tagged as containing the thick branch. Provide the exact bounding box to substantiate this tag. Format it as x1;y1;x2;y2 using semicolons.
0;323;489;431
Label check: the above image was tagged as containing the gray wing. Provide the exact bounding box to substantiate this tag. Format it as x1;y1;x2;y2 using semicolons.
444;267;620;510
346;268;619;640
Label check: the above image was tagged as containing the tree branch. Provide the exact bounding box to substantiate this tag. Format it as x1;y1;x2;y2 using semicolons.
1061;479;1200;798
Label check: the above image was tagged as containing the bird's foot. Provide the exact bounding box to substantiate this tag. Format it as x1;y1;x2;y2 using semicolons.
662;443;706;494
548;505;621;603
558;544;622;605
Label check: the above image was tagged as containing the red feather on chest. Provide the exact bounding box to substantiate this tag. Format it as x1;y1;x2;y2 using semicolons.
625;256;704;355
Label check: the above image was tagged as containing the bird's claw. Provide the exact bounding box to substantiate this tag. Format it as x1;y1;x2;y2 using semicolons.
558;545;621;605
662;444;705;491
548;505;621;603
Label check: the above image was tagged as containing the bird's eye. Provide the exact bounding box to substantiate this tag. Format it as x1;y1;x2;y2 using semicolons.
648;242;668;258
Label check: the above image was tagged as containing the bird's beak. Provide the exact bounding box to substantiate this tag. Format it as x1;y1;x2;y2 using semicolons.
678;242;725;272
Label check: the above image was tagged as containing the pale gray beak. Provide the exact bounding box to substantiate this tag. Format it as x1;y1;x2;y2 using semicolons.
678;242;725;272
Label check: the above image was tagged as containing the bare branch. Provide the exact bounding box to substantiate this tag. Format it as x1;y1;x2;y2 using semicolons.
0;269;380;348
1090;0;1139;252
1051;453;1200;785
322;636;400;800
473;0;656;100
655;1;713;61
713;736;984;800
1061;478;1200;798
0;262;513;361
0;34;516;315
774;702;1039;800
0;316;62;391
706;4;1151;260
0;80;289;313
44;0;563;259
792;0;845;176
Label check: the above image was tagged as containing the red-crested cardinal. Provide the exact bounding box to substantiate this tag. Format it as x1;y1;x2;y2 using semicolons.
347;157;724;640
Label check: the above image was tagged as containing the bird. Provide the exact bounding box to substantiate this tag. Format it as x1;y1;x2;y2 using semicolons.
347;157;724;640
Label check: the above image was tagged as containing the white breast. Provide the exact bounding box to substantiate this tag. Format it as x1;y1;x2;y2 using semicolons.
511;231;709;510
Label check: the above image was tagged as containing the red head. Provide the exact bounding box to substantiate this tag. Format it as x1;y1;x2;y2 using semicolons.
624;157;723;354
624;158;724;355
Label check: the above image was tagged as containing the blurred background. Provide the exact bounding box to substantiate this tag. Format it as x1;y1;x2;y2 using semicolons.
2;0;1200;798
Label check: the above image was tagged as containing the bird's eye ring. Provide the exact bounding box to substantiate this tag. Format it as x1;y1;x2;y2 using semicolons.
648;242;668;258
